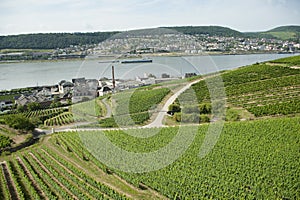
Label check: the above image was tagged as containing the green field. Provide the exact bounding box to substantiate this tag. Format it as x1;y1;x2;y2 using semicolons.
261;31;296;40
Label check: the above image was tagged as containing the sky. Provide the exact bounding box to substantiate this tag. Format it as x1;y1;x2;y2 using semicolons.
0;0;299;35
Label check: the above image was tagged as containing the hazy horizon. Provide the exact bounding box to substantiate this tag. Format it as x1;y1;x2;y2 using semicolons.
1;0;300;36
1;24;300;36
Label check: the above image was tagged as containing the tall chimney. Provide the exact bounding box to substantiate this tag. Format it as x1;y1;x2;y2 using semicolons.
112;65;116;89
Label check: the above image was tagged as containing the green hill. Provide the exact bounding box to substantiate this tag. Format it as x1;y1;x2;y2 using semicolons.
0;32;118;49
245;25;300;40
0;25;299;49
164;25;244;37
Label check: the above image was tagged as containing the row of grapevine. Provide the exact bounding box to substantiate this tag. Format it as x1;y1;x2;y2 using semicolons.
268;55;300;65
24;107;67;118
71;99;101;118
40;147;128;200
44;112;85;126
9;159;41;199
111;88;170;125
24;153;73;199
1;161;24;200
54;132;103;167
30;151;92;200
247;100;300;116
221;63;300;86
0;163;10;200
18;155;58;199
36;149;109;200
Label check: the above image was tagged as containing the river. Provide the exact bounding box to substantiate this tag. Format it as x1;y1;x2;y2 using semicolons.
0;53;296;90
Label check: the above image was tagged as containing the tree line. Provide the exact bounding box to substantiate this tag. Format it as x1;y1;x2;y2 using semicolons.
0;32;118;49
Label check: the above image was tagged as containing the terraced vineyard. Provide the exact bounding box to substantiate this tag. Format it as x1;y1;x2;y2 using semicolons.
46;117;299;199
24;107;68;119
182;56;300;118
111;87;170;125
0;150;130;199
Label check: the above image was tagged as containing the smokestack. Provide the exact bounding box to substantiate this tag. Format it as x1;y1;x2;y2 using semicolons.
112;65;115;89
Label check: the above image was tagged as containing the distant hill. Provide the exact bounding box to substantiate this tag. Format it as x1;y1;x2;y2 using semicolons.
163;26;244;37
245;25;300;40
0;25;299;49
0;32;118;49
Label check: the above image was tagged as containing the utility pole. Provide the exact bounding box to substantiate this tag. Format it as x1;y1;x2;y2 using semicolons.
112;65;116;90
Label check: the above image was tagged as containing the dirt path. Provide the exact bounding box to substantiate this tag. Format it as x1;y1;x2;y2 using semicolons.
1;161;19;200
101;97;112;118
144;77;204;128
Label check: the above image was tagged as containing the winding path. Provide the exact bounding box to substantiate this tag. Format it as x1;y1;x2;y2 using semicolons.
144;78;203;128
101;97;112;118
34;77;204;135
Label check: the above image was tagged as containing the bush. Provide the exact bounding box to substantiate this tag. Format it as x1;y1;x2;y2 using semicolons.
27;102;41;111
173;112;182;122
4;114;35;131
0;135;11;149
200;114;210;123
99;117;118;128
168;104;181;115
226;108;240;121
199;103;212;114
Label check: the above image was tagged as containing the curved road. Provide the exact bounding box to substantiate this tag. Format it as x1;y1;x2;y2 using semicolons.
35;77;204;135
144;78;203;128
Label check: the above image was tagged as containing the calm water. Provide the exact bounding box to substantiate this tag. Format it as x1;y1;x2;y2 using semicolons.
0;53;296;90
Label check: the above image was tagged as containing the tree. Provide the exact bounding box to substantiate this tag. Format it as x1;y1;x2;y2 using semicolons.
27;102;41;111
168;104;181;115
5;114;35;132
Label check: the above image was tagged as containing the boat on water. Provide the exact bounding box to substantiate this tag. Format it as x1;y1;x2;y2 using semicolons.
98;60;119;63
121;58;152;64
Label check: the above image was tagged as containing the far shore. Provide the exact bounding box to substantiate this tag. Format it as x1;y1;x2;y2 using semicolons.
0;51;296;64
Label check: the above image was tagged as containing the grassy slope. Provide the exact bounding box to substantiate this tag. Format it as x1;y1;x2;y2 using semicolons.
186;55;300;118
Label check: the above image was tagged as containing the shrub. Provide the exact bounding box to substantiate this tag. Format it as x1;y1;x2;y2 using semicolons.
168;104;181;115
200;114;210;123
199;103;212;114
226;108;240;121
173;112;182;122
4;114;35;131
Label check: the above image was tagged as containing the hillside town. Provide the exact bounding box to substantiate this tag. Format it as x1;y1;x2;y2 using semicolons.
94;33;300;55
0;32;299;61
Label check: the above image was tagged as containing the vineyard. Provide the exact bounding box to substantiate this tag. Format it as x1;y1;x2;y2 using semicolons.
20;116;299;199
267;54;300;65
11;98;104;127
111;87;170;126
0;149;130;199
0;55;299;199
181;59;300;118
